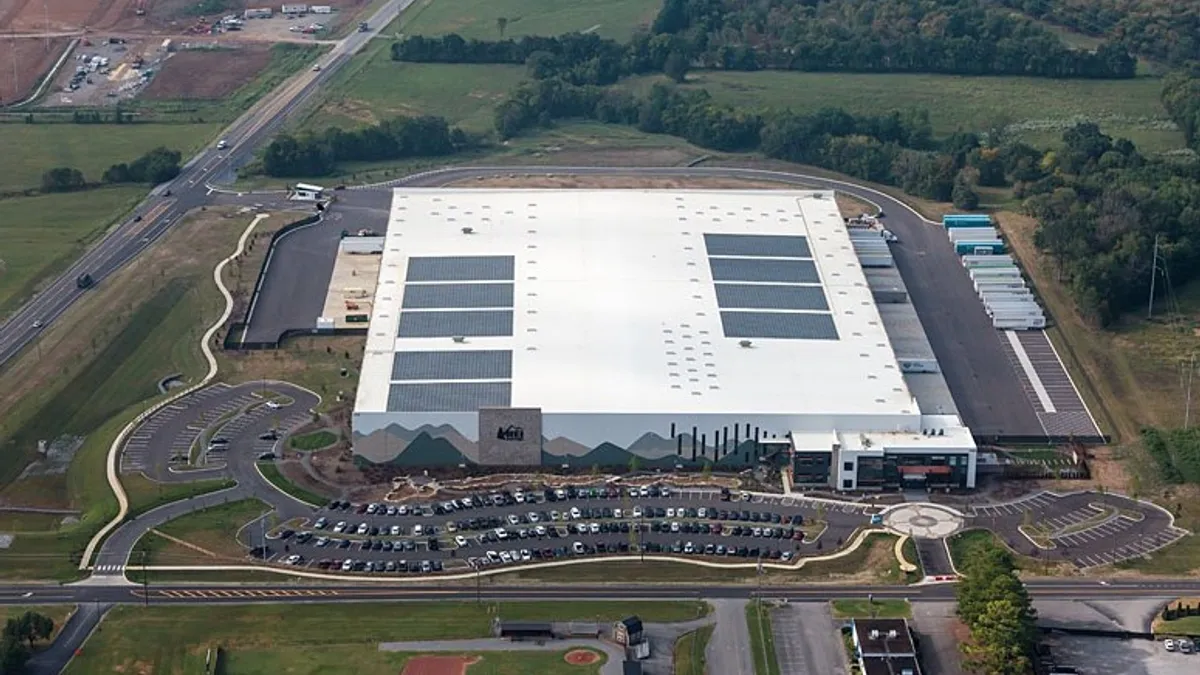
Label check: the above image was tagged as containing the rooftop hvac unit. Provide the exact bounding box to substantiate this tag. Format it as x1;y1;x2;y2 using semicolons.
451;335;466;343
461;226;474;234
738;340;753;348
870;630;880;639
887;629;899;639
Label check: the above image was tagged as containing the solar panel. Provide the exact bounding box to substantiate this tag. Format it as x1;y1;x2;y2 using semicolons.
391;350;513;381
405;256;515;282
715;284;829;311
397;310;514;338
401;283;514;309
387;382;512;412
720;311;839;340
704;234;811;258
709;258;820;284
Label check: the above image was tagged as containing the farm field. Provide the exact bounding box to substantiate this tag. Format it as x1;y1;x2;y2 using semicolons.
0;187;144;314
0;122;221;193
63;602;704;673
626;71;1183;151
302;61;526;132
393;0;661;41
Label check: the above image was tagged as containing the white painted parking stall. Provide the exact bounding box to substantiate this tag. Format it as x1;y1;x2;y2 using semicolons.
1073;526;1189;569
970;492;1057;517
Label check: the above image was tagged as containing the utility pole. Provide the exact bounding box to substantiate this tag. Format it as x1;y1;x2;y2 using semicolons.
1186;353;1196;429
1148;233;1161;319
141;548;149;607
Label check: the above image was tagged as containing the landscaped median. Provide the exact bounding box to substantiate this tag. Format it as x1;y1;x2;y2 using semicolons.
831;598;912;620
746;600;781;675
674;625;714;675
1153;597;1200;636
255;461;328;507
61;601;709;674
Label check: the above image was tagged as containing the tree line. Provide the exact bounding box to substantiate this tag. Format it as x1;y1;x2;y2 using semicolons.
994;0;1200;66
261;115;472;177
491;76;1063;205
1022;121;1200;325
1140;427;1200;485
955;538;1038;675
1162;72;1200;153
393;0;1135;79
40;146;182;193
1;610;55;673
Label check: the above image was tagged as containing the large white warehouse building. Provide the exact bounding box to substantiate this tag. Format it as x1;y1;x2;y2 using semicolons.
352;188;977;490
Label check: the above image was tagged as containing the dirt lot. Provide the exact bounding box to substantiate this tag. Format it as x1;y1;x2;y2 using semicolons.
451;175;874;218
142;44;272;99
0;0;148;32
0;37;68;103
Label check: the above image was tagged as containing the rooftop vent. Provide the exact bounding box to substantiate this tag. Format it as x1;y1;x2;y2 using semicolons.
738;340;753;348
451;336;466;343
870;630;880;640
461;226;474;235
887;629;899;639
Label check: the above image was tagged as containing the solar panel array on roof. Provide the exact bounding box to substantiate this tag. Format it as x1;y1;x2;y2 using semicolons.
397;310;514;338
715;283;829;311
391;350;513;381
704;234;812;259
720;311;840;340
405;255;515;282
401;283;514;309
709;258;820;284
387;382;512;412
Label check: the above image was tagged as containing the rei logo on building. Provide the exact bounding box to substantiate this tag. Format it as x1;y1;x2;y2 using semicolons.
497;425;525;442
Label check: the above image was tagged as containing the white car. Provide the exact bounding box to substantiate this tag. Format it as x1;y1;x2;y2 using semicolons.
499;551;513;563
495;528;508;540
660;486;672;497
632;506;644;518
216;139;228;150
455;535;469;547
387;505;398;516
520;549;532;561
311;64;322;71
698;507;707;518
671;522;681;533
1164;638;1177;652
333;521;347;533
315;536;328;547
514;491;526;503
413;524;424;536
366;504;378;514
684;542;694;554
265;400;281;409
666;508;676;518
572;541;586;554
341;559;353;571
486;550;500;563
390;525;401;536
356;522;368;535
284;554;302;565
507;514;520;526
527;511;540;522
549;510;561;521
31;320;43;329
613;508;623;519
397;505;409;516
534;525;547;537
638;486;649;497
570;507;581;519
589;522;600;534
554;489;567;500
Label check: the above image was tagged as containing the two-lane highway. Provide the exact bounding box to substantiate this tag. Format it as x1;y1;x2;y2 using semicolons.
0;0;416;367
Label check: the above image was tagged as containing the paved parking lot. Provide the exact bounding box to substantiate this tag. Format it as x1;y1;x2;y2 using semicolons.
967;491;1188;569
267;485;872;575
1041;634;1185;675
771;602;847;675
121;383;263;479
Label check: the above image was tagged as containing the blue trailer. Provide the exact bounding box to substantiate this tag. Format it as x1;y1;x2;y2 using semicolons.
955;240;1005;256
943;214;993;228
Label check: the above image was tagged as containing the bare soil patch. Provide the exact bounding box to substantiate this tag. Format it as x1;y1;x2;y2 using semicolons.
0;38;68;104
564;649;601;665
0;0;146;32
141;46;272;100
451;174;870;217
401;654;480;675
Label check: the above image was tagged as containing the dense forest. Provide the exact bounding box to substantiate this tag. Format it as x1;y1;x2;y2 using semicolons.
1163;72;1200;153
995;0;1200;65
393;0;1136;79
262;116;471;177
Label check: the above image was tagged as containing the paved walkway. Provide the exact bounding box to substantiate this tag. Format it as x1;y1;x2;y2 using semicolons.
378;638;625;675
709;598;754;675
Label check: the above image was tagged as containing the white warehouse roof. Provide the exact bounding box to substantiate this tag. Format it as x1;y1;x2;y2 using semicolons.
356;189;922;420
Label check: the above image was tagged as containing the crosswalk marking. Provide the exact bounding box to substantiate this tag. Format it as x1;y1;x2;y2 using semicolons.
145;589;341;599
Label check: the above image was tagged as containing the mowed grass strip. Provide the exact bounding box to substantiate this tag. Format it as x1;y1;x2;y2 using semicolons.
222;648;603;675
674;624;713;675
831;598;912;619
746;601;781;675
256;461;327;507
0;123;221;193
627;71;1180;147
289;429;338;450
137;498;270;564
394;0;661;40
65;601;706;673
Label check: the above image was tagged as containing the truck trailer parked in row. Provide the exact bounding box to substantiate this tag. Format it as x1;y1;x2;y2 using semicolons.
955;240;1005;256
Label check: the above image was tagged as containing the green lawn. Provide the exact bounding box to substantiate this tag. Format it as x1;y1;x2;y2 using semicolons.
256;461;328;507
0;606;74;644
393;0;661;41
0;123;220;193
66;601;704;673
674;625;713;675
746;601;781;675
137;498;269;564
831;598;912;619
0;187;145;316
626;71;1183;150
289;430;338;451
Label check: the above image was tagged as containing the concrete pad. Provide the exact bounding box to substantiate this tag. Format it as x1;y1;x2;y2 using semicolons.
320;245;381;328
884;504;964;538
1035;599;1174;633
771;602;847;675
910;602;967;675
1043;634;1183;675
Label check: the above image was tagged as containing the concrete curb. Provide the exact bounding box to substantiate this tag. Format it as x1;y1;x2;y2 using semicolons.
80;214;271;570
894;535;918;574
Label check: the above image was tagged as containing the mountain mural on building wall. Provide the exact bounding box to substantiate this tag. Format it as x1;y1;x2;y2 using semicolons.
354;426;780;468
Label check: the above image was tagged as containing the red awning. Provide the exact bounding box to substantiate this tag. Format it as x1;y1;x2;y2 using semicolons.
899;465;952;475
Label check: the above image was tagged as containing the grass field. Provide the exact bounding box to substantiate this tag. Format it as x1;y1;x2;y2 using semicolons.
626;71;1182;151
1153;598;1200;635
289;430;338;450
0;187;145;317
257;461;327;507
138;498;269;565
391;0;660;41
0;606;73;645
65;601;705;674
0;124;221;194
831;598;912;619
746;601;781;675
674;625;713;675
